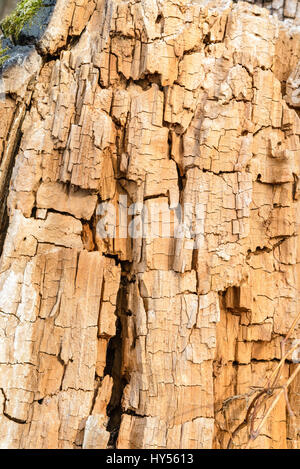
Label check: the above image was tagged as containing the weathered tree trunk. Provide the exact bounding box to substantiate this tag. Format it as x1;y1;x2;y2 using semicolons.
0;0;299;449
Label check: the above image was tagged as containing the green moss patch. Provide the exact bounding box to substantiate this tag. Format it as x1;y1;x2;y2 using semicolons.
0;0;44;42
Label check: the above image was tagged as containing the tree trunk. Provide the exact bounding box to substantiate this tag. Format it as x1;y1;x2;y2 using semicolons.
0;0;299;449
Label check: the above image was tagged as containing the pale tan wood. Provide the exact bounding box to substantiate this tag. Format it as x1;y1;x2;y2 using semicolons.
0;0;299;449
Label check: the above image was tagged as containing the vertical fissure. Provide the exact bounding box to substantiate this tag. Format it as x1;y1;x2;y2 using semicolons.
103;263;132;448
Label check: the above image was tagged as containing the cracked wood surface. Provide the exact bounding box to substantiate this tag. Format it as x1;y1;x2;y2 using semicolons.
0;0;299;449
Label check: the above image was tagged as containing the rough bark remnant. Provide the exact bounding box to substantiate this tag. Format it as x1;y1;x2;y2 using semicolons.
0;0;299;449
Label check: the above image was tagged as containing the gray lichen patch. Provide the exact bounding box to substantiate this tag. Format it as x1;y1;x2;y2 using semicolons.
0;39;10;67
0;43;35;73
1;0;44;42
0;0;55;73
18;1;56;45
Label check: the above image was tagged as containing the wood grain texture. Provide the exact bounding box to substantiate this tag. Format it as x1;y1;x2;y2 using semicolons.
0;0;299;449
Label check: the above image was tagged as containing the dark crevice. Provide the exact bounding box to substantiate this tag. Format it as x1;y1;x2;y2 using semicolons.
30;206;37;218
45;206;94;223
104;317;125;449
120;73;165;93
0;388;27;424
123;409;146;418
102;252;122;266
292;173;298;200
58;344;68;392
246;236;294;259
203;32;211;46
0;199;9;257
3;412;27;425
175;160;185;193
104;264;133;448
89;375;103;415
81;213;97;251
143;193;167;201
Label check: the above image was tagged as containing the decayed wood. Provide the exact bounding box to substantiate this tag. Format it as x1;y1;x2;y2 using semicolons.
0;0;299;449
